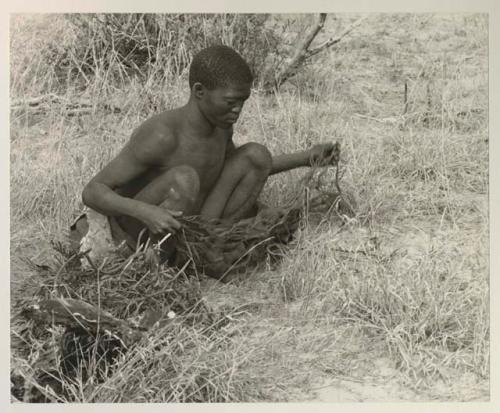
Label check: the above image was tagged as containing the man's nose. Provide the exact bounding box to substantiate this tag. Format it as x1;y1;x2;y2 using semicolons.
232;104;243;114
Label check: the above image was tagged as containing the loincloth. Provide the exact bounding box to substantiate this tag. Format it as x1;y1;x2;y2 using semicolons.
70;208;134;268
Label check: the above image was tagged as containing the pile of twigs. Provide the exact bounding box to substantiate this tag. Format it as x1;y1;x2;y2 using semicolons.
174;160;356;281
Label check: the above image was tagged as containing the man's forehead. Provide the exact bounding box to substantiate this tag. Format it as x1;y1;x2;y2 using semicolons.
218;83;252;97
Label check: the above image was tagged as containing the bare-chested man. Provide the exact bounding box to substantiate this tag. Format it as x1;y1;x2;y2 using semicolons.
81;45;338;262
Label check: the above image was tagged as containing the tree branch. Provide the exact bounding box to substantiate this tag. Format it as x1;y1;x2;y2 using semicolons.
10;94;121;116
262;14;367;92
285;13;327;68
269;13;327;90
305;16;367;59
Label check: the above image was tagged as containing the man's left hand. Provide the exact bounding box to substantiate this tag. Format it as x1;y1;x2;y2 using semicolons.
308;142;340;167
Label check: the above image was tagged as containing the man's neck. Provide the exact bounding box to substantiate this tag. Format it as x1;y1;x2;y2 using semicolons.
182;98;216;137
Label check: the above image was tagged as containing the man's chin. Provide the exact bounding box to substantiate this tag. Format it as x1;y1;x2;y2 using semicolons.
209;116;237;130
217;121;234;130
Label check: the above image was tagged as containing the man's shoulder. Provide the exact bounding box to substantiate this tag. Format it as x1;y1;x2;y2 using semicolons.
127;110;180;157
132;110;179;143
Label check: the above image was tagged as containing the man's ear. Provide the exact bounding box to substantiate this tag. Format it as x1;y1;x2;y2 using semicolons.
192;82;205;99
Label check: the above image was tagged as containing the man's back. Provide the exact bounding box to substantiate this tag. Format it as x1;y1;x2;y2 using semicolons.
116;108;230;204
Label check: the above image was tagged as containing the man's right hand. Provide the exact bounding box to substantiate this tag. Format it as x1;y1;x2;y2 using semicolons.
140;204;183;235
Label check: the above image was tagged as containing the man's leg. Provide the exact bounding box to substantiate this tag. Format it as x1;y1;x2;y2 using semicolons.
116;165;200;259
200;142;272;221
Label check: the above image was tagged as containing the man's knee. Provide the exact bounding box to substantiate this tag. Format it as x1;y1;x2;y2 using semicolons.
239;142;272;172
165;165;200;201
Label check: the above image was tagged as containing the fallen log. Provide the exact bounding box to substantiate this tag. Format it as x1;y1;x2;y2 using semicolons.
21;297;144;347
10;94;121;116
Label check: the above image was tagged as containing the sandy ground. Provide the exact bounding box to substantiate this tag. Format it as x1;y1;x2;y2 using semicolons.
200;214;489;402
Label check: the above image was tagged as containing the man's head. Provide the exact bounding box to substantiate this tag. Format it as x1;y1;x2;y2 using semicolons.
189;45;253;129
189;45;253;90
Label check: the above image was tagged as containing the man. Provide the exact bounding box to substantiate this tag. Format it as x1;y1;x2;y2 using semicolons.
80;45;338;263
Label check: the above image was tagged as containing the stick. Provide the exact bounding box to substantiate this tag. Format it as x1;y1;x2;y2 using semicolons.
403;81;408;115
10;95;121;115
305;16;368;59
21;298;144;347
265;15;366;92
270;13;327;90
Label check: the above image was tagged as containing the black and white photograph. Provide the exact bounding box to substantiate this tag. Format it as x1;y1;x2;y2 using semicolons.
9;10;490;403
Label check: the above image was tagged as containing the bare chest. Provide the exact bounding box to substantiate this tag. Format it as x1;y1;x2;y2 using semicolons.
166;134;227;191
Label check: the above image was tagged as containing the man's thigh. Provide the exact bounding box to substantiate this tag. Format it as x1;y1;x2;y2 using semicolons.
116;165;200;243
200;143;271;220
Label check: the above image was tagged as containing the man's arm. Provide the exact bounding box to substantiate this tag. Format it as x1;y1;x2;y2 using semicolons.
82;146;151;219
227;126;339;175
270;142;340;175
270;150;310;175
82;124;181;232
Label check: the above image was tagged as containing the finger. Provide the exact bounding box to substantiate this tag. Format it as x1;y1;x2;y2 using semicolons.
158;227;176;237
168;210;183;217
150;227;163;235
158;223;178;234
169;217;182;230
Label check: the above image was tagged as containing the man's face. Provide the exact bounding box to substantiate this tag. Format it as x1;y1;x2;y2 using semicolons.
199;82;252;129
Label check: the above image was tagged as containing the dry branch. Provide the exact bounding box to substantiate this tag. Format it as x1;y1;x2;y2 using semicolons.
305;16;367;59
21;298;144;347
276;14;327;83
10;95;121;116
263;15;366;92
265;13;326;91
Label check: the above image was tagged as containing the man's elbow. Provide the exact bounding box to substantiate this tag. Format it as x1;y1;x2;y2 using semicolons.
81;182;96;208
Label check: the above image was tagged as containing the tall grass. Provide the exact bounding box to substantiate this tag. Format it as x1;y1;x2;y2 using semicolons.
11;14;288;99
10;13;489;402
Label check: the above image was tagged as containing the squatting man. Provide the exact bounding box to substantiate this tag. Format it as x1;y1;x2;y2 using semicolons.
80;45;339;264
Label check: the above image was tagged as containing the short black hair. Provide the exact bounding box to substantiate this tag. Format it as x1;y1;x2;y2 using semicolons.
189;45;253;90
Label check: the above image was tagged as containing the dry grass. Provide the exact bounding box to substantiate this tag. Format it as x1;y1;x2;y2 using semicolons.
10;13;488;402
